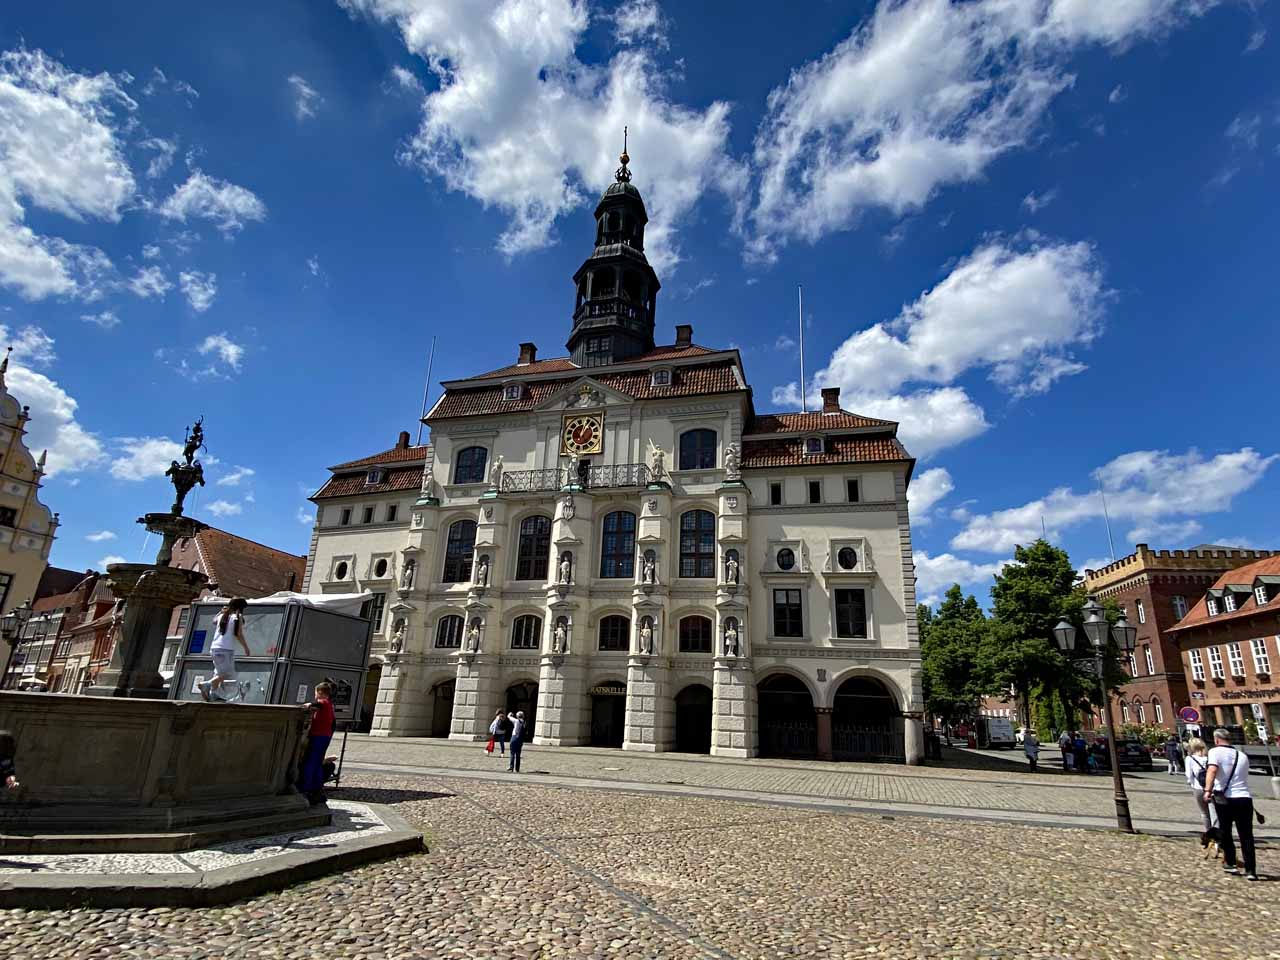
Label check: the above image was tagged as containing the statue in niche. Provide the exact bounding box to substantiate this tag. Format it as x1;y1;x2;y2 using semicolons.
561;491;576;520
420;465;434;496
400;558;416;590
723;620;740;658
724;442;741;479
638;617;655;655
475;555;490;587
488;455;504;488
553;619;569;654
558;553;572;585
641;553;657;585
647;439;665;480
465;621;482;653
388;621;406;654
724;553;740;585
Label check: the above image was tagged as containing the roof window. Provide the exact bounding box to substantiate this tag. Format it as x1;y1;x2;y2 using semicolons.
365;468;386;485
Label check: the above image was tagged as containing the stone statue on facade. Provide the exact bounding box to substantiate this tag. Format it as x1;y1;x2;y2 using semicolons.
552;619;568;654
647;440;665;481
561;491;576;520
475;556;489;587
400;558;416;590
465;621;481;653
723;620;740;657
420;465;434;496
641;553;657;585
724;553;740;585
558;553;572;585
488;455;504;488
638;618;654;655
724;442;740;480
388;621;406;654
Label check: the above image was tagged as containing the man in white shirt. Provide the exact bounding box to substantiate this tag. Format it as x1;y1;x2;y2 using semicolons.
1203;727;1257;880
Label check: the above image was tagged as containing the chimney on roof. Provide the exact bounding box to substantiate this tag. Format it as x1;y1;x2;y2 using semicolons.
675;324;693;346
821;387;840;414
397;430;410;449
518;342;538;365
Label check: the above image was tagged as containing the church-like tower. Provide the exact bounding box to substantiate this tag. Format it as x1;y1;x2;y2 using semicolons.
566;141;661;367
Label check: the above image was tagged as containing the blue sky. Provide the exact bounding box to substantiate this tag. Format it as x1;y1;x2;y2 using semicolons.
1;0;1276;605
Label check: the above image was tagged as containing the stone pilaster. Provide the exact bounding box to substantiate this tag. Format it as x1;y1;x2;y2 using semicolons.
624;654;673;751
712;657;757;757
903;714;924;766
535;653;588;745
450;652;502;739
371;657;433;736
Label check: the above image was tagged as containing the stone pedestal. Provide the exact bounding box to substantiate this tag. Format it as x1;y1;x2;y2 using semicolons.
92;563;207;698
450;653;501;740
624;655;673;752
712;658;757;757
535;653;587;745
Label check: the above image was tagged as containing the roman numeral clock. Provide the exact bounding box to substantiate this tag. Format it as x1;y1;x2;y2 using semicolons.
561;413;604;456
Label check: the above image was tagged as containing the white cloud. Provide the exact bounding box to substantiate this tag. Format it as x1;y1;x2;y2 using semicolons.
1244;27;1266;52
198;333;245;372
140;136;177;178
1125;518;1202;544
97;554;126;569
388;65;424;96
157;170;267;235
297;506;314;524
206;499;242;518
342;0;741;273
0;323;106;476
288;74;323;121
907;466;953;521
307;255;321;277
774;334;796;351
913;550;1005;607
80;309;120;329
1021;188;1058;213
110;436;183;480
178;270;217;311
771;237;1106;458
1108;84;1127;104
745;0;1227;261
141;243;161;260
217;465;255;486
952;446;1277;553
0;49;135;300
1226;112;1261;150
128;264;171;298
85;530;116;542
614;0;667;47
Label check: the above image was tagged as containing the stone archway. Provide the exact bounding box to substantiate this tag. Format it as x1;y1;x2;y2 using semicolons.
506;681;539;739
430;679;456;738
831;675;904;762
590;680;627;747
757;673;816;758
674;683;713;754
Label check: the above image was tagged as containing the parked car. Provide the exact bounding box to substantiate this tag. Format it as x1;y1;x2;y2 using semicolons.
1091;738;1154;771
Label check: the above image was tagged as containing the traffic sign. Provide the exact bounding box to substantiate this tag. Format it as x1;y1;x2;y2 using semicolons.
1179;706;1200;723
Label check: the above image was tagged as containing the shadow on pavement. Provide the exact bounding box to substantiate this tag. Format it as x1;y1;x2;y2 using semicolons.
328;785;457;805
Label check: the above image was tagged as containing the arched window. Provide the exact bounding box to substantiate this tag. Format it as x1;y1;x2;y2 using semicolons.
679;509;716;578
511;615;542;650
598;615;630;651
1121;701;1131;723
1152;698;1164;725
600;511;637;578
435;615;464;648
679;429;717;470
679;615;712;653
442;519;476;583
1135;701;1146;724
454;446;488;485
515;515;552;580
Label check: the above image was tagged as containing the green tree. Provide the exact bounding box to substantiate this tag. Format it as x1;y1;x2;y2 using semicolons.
921;585;988;726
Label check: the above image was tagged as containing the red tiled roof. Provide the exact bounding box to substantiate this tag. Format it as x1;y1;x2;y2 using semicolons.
431;360;743;419
330;444;431;471
191;527;307;598
748;411;898;434
312;465;424;500
741;434;911;469
470;357;580;380
637;343;716;361
1170;554;1280;631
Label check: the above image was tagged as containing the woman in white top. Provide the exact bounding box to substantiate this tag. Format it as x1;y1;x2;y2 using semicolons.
1183;738;1219;856
1203;727;1257;880
197;598;250;702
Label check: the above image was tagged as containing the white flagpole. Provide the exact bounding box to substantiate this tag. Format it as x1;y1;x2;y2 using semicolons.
798;284;806;413
416;336;437;446
1100;486;1116;561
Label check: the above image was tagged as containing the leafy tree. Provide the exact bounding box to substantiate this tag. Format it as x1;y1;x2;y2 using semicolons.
921;585;988;726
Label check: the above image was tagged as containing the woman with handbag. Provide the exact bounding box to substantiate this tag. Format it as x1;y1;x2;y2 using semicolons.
1204;728;1258;881
487;709;509;756
1183;738;1219;858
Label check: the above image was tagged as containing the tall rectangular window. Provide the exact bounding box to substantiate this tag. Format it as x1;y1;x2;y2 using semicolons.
362;506;375;524
846;478;859;503
386;504;398;523
1208;646;1225;679
1136;600;1146;624
362;592;387;632
0;572;15;614
340;508;352;526
1224;593;1237;612
807;480;822;504
1256;585;1269;606
174;606;190;637
834;588;867;638
1127;652;1137;676
1227;642;1245;677
1251;638;1271;674
772;588;803;638
1172;595;1187;619
1207;598;1219;616
769;482;782;506
1144;645;1154;675
1188;648;1205;681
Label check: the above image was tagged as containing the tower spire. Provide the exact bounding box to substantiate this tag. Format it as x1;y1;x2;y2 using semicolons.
615;125;631;183
0;346;11;386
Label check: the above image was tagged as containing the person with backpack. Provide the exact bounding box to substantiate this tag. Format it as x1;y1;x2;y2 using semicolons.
1203;727;1258;880
1183;738;1219;857
1164;734;1184;776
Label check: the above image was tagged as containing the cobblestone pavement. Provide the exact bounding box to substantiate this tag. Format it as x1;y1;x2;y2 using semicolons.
3;773;1275;959
340;735;1280;833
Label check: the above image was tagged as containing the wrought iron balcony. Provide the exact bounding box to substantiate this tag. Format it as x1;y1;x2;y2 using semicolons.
500;463;650;494
587;462;649;488
501;468;563;494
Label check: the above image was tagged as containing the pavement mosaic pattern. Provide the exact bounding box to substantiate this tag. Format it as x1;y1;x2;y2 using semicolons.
1;773;1276;959
0;802;388;876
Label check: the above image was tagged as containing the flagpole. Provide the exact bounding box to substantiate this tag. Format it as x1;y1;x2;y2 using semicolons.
416;336;437;446
798;284;806;413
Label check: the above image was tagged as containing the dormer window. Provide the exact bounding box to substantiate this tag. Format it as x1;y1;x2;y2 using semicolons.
651;368;671;387
803;436;824;456
1256;585;1269;607
365;468;386;485
1224;593;1237;612
503;382;523;401
1207;597;1220;616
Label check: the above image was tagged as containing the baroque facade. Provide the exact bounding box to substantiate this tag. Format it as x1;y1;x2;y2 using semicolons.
305;155;925;763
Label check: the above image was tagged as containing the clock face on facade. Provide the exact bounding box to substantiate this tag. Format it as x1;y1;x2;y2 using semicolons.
561;414;604;455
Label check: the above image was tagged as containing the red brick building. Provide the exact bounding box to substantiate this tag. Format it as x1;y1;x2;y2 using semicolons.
1084;544;1275;731
1169;554;1280;737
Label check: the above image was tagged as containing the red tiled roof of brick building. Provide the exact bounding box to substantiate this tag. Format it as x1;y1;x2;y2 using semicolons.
1169;554;1280;632
312;465;424;500
190;527;307;597
329;444;430;470
748;411;898;434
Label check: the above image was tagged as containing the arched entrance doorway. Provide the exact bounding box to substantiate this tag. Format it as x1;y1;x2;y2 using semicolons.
590;680;627;747
832;675;903;762
674;683;712;754
506;681;539;738
430;679;455;738
757;673;816;757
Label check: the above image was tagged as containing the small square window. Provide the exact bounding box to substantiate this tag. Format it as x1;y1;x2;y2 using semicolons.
808;480;822;504
769;482;782;506
846;478;859;503
652;369;671;386
386;504;398;523
340;508;352;526
366;468;385;485
362;506;375;524
0;507;16;528
503;383;522;400
804;437;823;455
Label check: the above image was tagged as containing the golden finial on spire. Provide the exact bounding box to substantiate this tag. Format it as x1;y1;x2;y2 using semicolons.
615;125;632;183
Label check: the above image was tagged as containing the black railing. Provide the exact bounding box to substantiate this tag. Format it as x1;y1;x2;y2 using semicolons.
574;297;644;323
759;720;817;758
501;469;563;493
832;725;905;762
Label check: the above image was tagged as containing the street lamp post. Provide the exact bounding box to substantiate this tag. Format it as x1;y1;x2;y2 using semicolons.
1054;595;1137;833
0;601;34;690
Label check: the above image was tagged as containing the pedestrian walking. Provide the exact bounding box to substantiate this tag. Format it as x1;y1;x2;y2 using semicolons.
0;730;18;791
1072;732;1089;774
508;710;526;773
197;597;250;702
1058;730;1074;772
489;709;512;756
1204;727;1257;880
1164;734;1183;776
298;682;335;804
1024;729;1040;773
1183;737;1219;858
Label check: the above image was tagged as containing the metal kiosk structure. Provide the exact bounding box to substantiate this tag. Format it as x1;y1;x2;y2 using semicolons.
169;595;373;782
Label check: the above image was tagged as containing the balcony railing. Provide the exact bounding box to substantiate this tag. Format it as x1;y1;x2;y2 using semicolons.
500;462;650;494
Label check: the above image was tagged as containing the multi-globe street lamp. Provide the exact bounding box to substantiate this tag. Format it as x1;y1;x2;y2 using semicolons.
1054;595;1138;833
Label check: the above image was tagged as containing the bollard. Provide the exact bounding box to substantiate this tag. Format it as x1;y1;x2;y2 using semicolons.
1271;776;1280;801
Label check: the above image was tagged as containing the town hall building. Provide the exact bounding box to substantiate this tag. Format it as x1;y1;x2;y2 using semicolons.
303;151;926;763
